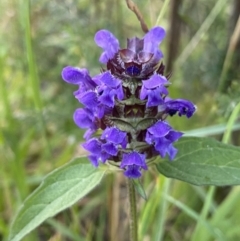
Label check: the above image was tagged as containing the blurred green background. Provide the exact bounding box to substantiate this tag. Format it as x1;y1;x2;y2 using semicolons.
1;0;240;240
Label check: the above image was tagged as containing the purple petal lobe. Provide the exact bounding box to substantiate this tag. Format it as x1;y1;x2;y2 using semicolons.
98;88;115;107
94;30;120;63
102;142;118;156
101;127;126;144
89;155;99;167
154;138;172;157
116;85;124;100
120;151;147;179
142;74;168;89
100;72;120;88
147;121;172;137
167;145;178;160
84;129;96;140
73;108;94;129
124;166;142;179
76;91;98;108
121;152;147;170
82;138;101;155
62;66;89;85
100;152;111;163
166;130;183;142
146;89;164;107
143;27;166;53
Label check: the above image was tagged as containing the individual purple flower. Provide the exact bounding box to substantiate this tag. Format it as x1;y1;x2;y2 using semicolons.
82;138;111;166
62;26;196;179
82;127;127;167
140;74;169;107
120;152;147;178
101;127;127;148
158;97;197;118
120;27;165;63
95;71;124;107
146;121;183;160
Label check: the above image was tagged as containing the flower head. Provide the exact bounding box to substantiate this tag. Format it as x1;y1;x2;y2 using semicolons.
62;26;196;178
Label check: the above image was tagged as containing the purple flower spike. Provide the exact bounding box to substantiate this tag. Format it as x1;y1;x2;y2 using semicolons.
94;30;120;63
121;152;147;178
62;26;196;179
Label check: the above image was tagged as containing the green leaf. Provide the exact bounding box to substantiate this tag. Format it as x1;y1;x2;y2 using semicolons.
136;118;157;131
131;179;147;200
9;158;106;241
109;117;135;132
156;137;240;186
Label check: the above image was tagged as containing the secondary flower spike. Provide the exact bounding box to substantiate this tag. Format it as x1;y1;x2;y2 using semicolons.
62;26;196;178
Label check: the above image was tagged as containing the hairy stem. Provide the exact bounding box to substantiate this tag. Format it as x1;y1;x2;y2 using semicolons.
127;178;138;241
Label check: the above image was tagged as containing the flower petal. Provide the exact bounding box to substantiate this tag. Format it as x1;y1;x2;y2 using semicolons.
88;155;99;167
102;142;118;156
61;66;96;89
98;88;115;107
142;74;168;89
73;108;95;129
99;72;120;88
147;121;172;138
101;127;126;144
167;145;178;160
165;99;197;118
75;91;98;108
146;89;164;107
166;130;183;142
121;151;147;170
124;165;142;178
94;30;120;63
83;129;96;140
143;27;166;53
82;138;102;155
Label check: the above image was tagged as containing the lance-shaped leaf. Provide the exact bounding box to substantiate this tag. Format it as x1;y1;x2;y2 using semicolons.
131;179;147;200
9;158;106;241
156;137;240;186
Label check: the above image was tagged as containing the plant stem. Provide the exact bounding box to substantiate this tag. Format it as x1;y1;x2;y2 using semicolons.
127;178;138;241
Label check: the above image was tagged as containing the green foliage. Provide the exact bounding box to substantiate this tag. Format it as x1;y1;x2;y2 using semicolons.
8;158;106;241
131;179;147;200
156;137;240;186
